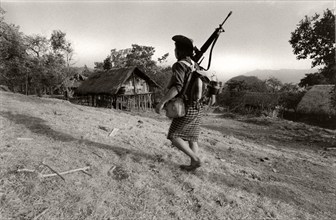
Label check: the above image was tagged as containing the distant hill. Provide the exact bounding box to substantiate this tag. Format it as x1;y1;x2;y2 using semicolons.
227;75;263;86
239;69;317;84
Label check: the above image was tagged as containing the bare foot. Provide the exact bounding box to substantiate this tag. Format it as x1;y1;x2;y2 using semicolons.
180;158;201;171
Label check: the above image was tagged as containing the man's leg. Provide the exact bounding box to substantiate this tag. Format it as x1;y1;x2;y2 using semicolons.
189;141;199;155
171;137;201;170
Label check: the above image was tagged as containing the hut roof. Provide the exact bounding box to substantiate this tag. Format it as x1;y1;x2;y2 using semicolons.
63;73;88;89
76;66;160;95
297;85;336;116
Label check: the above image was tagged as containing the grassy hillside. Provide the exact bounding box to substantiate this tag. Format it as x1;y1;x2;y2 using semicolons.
0;91;335;219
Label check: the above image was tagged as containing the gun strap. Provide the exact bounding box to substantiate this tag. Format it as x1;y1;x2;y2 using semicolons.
205;34;219;71
179;60;195;99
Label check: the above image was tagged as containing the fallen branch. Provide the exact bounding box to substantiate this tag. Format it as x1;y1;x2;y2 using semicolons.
80;169;92;177
91;151;102;158
107;165;116;176
17;169;36;173
109;128;119;137
99;125;109;132
41;166;90;178
41;163;65;181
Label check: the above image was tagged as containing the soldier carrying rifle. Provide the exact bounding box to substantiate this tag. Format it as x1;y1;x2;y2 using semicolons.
155;12;232;171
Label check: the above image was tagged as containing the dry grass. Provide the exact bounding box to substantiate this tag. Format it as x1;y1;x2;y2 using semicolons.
0;91;335;220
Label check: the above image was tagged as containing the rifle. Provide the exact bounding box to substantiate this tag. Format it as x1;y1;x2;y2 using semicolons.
192;11;232;70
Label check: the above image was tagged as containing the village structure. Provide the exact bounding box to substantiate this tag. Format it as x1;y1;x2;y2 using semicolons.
75;66;161;111
297;84;336;116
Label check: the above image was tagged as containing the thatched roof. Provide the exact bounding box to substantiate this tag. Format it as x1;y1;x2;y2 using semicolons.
62;73;88;89
76;66;160;95
297;85;336;116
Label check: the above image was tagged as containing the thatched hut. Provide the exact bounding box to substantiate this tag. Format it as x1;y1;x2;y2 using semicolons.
75;67;161;110
297;85;336;116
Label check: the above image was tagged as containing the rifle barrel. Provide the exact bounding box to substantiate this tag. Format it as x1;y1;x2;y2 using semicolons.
193;11;232;64
221;11;232;27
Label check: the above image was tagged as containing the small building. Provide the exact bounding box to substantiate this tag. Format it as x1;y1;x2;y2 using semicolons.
75;66;161;110
297;85;336;116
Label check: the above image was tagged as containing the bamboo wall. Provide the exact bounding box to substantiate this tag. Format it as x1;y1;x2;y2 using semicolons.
73;93;154;111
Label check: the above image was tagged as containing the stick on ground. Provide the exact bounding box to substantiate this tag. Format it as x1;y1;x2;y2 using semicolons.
41;166;90;178
41;163;65;181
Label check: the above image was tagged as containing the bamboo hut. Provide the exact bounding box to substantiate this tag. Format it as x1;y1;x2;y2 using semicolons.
75;67;161;111
297;85;336;116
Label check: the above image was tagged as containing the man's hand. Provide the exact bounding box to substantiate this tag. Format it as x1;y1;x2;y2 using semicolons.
155;102;165;114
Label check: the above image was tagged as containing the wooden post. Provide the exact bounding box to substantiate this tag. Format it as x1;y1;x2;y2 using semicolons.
137;95;140;111
110;96;113;109
127;96;130;111
132;73;137;94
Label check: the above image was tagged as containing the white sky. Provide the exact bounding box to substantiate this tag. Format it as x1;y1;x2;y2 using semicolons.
1;0;335;80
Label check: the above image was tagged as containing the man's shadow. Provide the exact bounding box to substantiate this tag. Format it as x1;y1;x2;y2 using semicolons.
0;111;155;161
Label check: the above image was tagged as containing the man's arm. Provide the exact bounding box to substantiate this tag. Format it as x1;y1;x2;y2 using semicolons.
155;87;179;114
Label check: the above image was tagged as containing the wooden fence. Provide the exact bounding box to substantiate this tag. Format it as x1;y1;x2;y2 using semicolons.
71;93;155;111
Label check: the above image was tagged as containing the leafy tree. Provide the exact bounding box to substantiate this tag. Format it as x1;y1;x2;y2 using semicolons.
279;83;301;93
50;30;74;67
289;8;335;85
1;8;75;94
279;83;306;112
103;56;112;70
25;34;49;58
94;62;104;72
226;80;248;92
0;8;28;91
265;77;283;92
125;44;157;74
82;65;92;77
158;53;169;64
278;91;305;113
298;72;328;88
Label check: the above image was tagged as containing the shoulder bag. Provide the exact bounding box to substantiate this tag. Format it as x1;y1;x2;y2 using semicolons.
165;60;194;118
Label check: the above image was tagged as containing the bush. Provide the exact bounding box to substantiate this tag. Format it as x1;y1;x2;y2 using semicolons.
278;91;306;112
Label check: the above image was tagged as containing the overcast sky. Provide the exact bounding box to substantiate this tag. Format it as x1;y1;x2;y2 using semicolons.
1;0;334;80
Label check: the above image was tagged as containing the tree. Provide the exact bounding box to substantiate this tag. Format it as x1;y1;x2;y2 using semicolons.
289;8;335;85
0;8;28;91
103;56;112;70
0;8;75;95
265;77;283;92
278;83;306;112
25;34;49;58
125;44;157;74
94;62;103;72
50;30;75;67
109;44;158;74
299;72;328;88
158;53;169;64
82;65;92;77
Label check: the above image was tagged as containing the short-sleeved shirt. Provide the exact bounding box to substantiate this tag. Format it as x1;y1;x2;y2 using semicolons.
167;57;200;102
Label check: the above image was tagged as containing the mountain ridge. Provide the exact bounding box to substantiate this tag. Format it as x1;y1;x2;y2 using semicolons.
223;68;317;84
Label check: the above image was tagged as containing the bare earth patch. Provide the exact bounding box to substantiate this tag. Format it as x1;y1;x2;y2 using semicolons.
0;91;335;220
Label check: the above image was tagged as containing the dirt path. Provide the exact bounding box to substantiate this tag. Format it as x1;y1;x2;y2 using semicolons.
1;91;335;220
